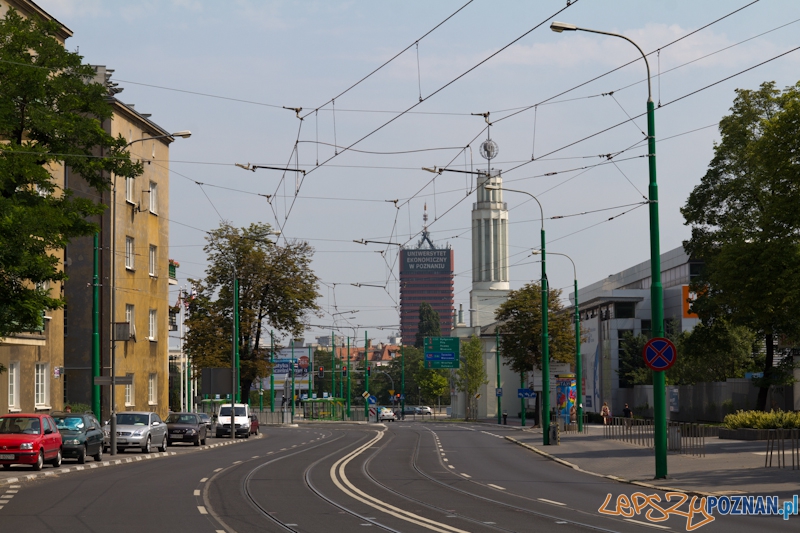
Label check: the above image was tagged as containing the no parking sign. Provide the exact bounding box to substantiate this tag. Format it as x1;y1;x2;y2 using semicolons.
642;337;677;371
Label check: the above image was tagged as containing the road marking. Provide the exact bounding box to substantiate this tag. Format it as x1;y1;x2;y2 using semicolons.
487;484;505;490
330;431;472;533
448;465;455;469
0;500;9;504
213;468;223;472
461;473;471;478
9;486;20;489
198;506;208;514
252;456;259;458
624;518;670;529
538;498;566;506
233;461;242;464
443;458;448;462
5;490;17;494
200;478;208;482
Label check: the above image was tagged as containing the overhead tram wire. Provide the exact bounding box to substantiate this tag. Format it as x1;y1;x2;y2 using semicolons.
276;1;579;235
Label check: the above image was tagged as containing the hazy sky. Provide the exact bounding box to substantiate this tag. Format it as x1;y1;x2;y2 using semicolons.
40;0;800;346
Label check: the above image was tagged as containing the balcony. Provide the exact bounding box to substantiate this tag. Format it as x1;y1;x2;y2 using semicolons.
168;259;179;285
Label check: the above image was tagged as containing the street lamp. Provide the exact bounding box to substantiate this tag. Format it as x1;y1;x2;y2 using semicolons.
485;184;551;444
107;130;191;455
532;250;582;432
551;21;666;478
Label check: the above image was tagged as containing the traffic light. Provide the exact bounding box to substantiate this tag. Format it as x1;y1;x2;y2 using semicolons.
318;366;324;379
342;365;347;377
366;365;371;378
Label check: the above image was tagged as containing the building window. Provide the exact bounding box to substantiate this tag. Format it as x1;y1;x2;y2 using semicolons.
148;374;157;405
126;304;135;338
63;371;69;404
126;176;135;203
125;375;134;407
125;236;134;270
63;303;68;337
614;302;636;319
149;245;157;277
149;309;157;341
149;181;158;214
35;363;50;408
8;362;20;409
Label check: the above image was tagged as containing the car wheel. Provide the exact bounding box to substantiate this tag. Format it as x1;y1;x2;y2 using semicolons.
32;451;44;471
142;436;151;454
158;435;168;453
51;449;62;468
93;446;103;462
78;445;86;464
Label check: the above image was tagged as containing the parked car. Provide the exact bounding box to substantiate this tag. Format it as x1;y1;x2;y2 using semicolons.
249;414;259;436
415;406;433;415
113;412;168;453
0;414;63;471
216;403;250;438
379;408;396;422
52;412;104;463
166;413;207;446
198;413;212;431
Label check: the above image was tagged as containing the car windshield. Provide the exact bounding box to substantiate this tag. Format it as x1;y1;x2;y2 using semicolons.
0;417;40;434
53;416;85;431
198;414;210;421
116;414;149;426
166;414;197;424
219;407;246;416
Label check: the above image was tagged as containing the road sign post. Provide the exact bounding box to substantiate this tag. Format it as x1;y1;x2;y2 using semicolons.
423;337;461;369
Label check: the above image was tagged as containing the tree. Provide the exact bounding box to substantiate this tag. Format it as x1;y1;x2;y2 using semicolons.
681;81;800;410
416;363;449;406
672;321;759;385
494;282;576;375
454;335;487;420
414;302;441;348
185;222;321;401
0;9;141;336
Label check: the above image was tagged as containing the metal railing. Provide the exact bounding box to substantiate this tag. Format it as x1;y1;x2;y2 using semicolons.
602;417;706;457
551;412;590;434
765;428;800;469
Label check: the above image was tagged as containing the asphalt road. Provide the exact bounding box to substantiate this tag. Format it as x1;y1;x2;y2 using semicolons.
0;422;794;532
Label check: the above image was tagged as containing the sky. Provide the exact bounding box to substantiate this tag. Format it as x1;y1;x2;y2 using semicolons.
39;0;800;347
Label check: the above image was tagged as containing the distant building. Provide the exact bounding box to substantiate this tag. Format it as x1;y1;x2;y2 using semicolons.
399;204;454;346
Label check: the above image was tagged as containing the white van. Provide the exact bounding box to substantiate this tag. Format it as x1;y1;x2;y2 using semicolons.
216;403;250;438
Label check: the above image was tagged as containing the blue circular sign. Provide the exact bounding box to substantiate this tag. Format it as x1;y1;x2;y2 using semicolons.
642;337;677;371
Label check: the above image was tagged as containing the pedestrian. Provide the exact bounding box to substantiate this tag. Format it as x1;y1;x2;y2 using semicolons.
570;404;577;424
601;401;611;425
623;403;633;431
64;405;72;413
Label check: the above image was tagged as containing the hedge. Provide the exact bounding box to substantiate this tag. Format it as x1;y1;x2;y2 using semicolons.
722;409;800;430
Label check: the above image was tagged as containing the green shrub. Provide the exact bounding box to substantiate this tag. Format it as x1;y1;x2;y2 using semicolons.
64;402;92;414
722;410;800;429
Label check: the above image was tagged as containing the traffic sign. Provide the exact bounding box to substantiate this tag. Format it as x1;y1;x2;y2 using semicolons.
423;336;460;369
388;389;395;396
298;355;309;370
517;388;536;399
642;337;677;371
368;395;377;404
362;391;370;399
495;387;503;397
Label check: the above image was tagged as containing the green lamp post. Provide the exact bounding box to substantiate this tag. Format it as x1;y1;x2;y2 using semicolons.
551;20;665;477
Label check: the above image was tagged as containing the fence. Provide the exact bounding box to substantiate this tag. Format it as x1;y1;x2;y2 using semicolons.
764;428;800;469
551;412;590;434
601;417;706;457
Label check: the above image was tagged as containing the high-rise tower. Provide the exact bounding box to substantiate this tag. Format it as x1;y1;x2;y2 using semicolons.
399;204;454;345
470;169;510;327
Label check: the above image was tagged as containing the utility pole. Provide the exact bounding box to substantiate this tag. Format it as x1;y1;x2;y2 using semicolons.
270;330;275;412
496;328;501;425
364;330;369;420
91;233;100;418
291;338;296;421
401;344;405;418
346;336;351;417
233;277;239;403
332;331;337;398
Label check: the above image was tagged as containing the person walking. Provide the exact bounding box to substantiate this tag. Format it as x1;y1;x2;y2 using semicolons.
601;401;611;425
623;403;633;431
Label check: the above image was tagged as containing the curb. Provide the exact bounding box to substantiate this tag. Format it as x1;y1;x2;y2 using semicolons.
0;433;263;488
504;436;718;498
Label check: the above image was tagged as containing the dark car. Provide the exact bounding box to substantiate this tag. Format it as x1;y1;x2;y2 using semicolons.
166;413;207;446
248;414;259;436
198;413;212;431
52;412;104;464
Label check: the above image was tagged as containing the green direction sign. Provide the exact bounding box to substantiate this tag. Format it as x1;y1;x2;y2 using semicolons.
424;337;460;369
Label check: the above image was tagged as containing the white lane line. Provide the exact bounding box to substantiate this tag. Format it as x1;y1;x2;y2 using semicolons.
448;465;455;469
193;490;200;496
9;485;20;488
200;477;208;482
213;468;223;472
461;473;471;478
198;506;208;514
443;458;448;462
624;518;671;529
5;490;17;494
487;484;505;491
538;498;566;506
252;456;259;458
0;506;3;510
233;461;242;464
0;500;10;504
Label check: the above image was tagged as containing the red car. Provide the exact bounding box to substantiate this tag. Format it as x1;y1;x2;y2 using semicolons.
0;414;63;471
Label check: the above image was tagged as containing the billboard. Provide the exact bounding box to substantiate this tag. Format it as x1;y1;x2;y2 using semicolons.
401;249;451;273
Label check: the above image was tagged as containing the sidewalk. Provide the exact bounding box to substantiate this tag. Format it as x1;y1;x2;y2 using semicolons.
482;420;800;497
